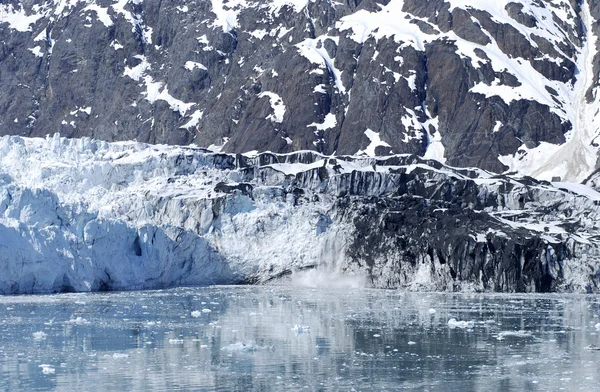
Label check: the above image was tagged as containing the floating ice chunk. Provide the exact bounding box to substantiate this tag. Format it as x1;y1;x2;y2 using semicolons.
496;330;533;340
112;353;130;359
202;308;212;313
222;342;256;352
428;308;436;315
191;310;202;318
408;341;416;345
39;364;55;374
292;325;311;334
168;339;184;344
447;318;474;329
65;317;90;325
33;331;47;340
595;323;600;330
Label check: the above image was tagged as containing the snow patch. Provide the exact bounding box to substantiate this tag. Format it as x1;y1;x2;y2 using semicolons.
307;113;337;131
356;129;391;157
448;319;474;329
0;4;44;32
181;110;204;130
258;92;286;123
184;61;208;71
82;4;113;27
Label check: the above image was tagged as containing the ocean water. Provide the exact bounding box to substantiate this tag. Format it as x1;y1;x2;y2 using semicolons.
1;286;599;391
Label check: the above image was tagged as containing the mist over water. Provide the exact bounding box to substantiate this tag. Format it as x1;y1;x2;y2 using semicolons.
290;269;369;289
1;287;600;391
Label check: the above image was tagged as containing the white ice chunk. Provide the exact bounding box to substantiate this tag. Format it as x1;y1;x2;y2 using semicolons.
448;318;475;329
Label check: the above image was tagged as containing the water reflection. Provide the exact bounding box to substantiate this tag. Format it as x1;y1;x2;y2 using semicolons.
0;287;599;391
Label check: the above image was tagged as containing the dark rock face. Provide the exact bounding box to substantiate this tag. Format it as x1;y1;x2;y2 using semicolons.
0;0;596;175
206;149;600;293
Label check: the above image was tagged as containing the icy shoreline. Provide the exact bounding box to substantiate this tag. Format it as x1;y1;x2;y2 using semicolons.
1;134;600;294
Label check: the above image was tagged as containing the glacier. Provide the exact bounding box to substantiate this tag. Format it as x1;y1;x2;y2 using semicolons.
1;134;600;294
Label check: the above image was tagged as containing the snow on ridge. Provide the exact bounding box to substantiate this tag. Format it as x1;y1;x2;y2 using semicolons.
210;0;247;32
143;80;195;116
501;2;600;182
446;0;576;48
111;0;153;44
267;0;311;15
337;1;428;49
122;55;195;116
82;4;113;27
296;36;346;94
0;4;44;32
123;55;150;81
338;0;574;124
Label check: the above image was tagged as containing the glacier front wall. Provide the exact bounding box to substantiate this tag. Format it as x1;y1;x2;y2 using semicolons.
0;135;599;294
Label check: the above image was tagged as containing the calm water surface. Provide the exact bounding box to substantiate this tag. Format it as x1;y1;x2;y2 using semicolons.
1;286;599;391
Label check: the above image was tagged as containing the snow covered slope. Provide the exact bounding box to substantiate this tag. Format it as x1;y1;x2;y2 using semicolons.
1;0;600;180
1;134;600;294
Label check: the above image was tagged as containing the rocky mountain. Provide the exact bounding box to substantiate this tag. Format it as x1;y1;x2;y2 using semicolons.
1;134;600;294
2;0;600;181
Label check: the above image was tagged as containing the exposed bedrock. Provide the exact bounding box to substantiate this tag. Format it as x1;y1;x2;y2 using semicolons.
0;0;598;178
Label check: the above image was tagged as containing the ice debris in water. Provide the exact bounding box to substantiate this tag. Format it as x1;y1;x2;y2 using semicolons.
191;310;202;318
447;319;474;329
32;331;47;340
496;330;533;340
39;364;55;374
595;323;600;330
222;342;257;352
292;325;311;334
428;308;436;315
202;308;212;313
112;353;130;359
65;317;90;325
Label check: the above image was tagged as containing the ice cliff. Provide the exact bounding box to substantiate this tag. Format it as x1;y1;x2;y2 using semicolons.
1;134;600;294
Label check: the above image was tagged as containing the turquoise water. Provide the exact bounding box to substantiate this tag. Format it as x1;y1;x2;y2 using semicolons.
1;286;599;391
